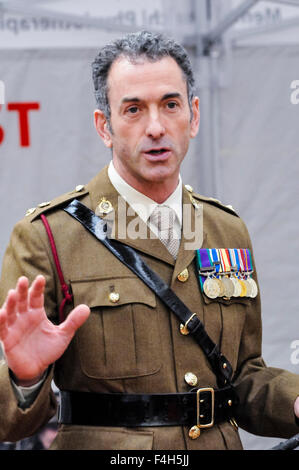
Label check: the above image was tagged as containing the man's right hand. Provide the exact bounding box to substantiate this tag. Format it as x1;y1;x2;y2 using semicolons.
0;275;90;386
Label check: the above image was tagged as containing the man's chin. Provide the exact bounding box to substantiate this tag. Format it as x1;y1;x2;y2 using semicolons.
139;162;179;183
141;170;175;185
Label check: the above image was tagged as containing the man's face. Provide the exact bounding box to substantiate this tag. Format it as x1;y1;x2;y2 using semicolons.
95;56;199;192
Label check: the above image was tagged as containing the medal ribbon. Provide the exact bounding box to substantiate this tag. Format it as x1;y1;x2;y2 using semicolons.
196;249;214;290
228;249;236;271
242;249;249;277
233;249;241;277
217;249;224;275
245;248;253;275
211;249;220;277
220;248;231;274
237;249;245;273
239;249;249;277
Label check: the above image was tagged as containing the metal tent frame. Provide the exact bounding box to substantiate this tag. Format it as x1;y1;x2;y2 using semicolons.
1;0;299;194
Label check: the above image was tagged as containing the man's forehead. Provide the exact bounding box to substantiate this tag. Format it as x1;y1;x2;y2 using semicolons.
107;55;188;100
109;54;181;73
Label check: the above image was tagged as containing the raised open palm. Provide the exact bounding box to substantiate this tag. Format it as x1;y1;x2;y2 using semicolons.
0;275;90;385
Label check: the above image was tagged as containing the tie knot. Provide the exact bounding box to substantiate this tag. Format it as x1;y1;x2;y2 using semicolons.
149;205;176;233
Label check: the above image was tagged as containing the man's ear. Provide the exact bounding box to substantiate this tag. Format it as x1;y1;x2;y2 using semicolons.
94;109;113;148
190;97;200;139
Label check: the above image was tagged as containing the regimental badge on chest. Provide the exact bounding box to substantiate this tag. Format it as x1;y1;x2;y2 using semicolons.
196;248;258;300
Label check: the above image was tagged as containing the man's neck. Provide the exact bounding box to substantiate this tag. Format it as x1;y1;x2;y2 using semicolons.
112;162;179;204
127;181;178;204
108;161;182;229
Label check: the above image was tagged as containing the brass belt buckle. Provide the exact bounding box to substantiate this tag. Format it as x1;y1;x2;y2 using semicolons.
179;313;197;335
189;387;215;439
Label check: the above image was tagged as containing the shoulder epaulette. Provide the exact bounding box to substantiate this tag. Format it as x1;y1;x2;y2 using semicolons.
25;184;89;222
184;184;239;217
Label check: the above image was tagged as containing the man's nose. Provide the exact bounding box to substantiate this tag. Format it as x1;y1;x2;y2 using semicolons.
145;111;165;139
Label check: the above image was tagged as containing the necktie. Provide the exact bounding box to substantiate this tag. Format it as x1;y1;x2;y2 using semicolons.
149;205;180;258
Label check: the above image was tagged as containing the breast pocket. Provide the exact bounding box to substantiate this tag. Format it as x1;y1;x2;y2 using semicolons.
70;275;161;379
201;293;250;374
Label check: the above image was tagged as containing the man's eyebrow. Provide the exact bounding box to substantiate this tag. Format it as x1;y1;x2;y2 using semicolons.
121;93;182;104
162;92;182;100
121;96;141;104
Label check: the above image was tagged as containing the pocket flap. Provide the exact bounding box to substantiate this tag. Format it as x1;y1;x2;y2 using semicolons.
70;275;156;308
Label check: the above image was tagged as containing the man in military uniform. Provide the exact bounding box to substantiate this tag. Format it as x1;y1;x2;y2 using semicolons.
0;31;298;450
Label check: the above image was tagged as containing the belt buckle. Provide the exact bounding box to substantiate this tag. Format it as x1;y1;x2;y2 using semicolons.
189;387;215;440
179;313;197;335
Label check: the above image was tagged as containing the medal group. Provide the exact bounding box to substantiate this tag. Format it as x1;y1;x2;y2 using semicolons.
196;248;258;300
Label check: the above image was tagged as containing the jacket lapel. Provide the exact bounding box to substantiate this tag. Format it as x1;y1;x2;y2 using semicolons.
172;187;206;282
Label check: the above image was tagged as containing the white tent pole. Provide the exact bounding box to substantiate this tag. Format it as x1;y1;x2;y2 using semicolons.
203;0;259;44
192;0;260;198
194;0;221;197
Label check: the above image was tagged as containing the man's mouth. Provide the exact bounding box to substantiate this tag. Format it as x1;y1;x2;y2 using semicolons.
145;148;170;156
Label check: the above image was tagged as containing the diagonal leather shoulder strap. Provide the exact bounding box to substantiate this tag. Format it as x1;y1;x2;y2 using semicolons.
64;199;233;388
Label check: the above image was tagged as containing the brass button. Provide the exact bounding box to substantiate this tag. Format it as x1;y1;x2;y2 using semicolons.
184;372;198;387
189;425;200;439
228;399;232;407
25;207;36;217
109;292;119;303
69;185;85;194
177;268;189;283
38;201;51;208
185;184;193;193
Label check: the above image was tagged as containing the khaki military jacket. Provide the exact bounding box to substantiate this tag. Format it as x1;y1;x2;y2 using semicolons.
0;166;298;450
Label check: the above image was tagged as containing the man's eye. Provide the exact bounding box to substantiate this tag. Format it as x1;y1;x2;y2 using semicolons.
127;106;139;114
166;101;178;109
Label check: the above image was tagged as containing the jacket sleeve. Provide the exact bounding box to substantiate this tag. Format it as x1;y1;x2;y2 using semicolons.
233;219;299;438
0;217;58;442
0;364;56;442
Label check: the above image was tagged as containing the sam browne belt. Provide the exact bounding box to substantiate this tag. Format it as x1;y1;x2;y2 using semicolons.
59;386;237;430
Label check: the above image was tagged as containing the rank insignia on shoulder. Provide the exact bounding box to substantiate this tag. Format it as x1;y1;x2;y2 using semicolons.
196;248;258;299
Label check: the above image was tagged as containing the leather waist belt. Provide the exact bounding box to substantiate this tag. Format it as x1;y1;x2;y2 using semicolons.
59;387;237;428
